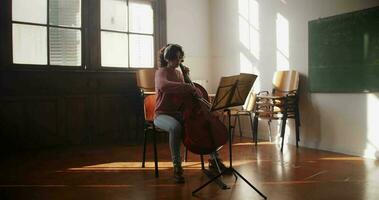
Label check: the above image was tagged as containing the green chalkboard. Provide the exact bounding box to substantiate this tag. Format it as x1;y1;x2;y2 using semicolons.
309;6;379;92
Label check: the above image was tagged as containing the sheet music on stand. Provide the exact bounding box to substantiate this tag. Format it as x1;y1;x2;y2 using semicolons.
211;73;257;111
193;73;267;199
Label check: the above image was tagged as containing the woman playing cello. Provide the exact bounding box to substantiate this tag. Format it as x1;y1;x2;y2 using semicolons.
154;44;227;183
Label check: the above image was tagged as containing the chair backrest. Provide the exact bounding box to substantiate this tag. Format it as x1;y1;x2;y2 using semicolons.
136;69;157;121
244;92;257;112
272;70;299;96
136;69;156;92
144;94;156;121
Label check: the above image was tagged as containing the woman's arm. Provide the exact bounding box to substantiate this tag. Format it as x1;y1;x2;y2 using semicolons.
155;69;196;94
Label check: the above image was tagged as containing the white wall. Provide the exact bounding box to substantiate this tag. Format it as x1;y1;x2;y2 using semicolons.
166;0;211;91
166;0;379;159
209;0;379;159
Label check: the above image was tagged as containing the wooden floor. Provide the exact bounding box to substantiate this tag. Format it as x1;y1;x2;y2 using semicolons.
1;137;378;200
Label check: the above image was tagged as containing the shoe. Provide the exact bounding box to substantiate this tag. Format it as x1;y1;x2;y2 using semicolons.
208;158;230;174
173;165;185;184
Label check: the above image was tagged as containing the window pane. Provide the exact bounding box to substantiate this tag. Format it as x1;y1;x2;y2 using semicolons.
49;28;81;66
129;34;153;68
101;0;127;31
12;24;47;65
12;0;47;24
129;0;153;34
101;31;128;67
49;0;81;27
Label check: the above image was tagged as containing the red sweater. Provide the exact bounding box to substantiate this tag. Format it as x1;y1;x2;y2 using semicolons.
154;67;196;119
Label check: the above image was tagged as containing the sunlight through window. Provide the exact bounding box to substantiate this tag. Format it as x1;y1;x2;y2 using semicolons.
238;0;249;19
249;0;259;59
238;0;260;60
276;13;289;70
61;160;255;172
239;16;250;50
240;53;261;91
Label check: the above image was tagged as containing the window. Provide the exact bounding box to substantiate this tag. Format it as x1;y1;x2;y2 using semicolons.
12;0;82;66
8;0;164;70
101;0;154;68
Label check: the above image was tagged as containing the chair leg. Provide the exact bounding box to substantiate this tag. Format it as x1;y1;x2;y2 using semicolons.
200;155;205;170
253;115;259;146
142;127;147;168
152;125;159;178
184;147;188;162
295;122;300;148
248;114;254;141
237;115;243;137
232;115;238;140
280;117;287;152
295;106;301;147
267;120;272;142
296;104;301;127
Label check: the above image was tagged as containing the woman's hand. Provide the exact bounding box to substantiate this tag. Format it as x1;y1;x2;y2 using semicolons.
182;65;190;75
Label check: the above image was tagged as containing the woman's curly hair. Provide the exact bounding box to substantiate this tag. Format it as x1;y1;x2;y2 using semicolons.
157;44;184;68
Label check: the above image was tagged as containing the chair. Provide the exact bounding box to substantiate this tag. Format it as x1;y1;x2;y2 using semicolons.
252;70;300;151
228;92;258;140
136;69;160;177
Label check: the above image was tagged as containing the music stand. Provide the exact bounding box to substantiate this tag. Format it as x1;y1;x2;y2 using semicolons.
192;73;267;199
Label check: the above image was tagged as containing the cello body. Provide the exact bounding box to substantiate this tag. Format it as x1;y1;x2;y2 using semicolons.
178;65;228;155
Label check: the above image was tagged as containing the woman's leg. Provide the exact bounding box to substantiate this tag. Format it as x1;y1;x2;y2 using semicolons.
154;114;182;167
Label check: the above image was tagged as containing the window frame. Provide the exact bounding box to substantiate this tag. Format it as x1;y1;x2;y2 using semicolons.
0;0;166;72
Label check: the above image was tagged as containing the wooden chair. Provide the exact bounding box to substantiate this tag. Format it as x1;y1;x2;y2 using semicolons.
228;92;258;140
136;69;160;177
136;69;156;93
252;70;300;151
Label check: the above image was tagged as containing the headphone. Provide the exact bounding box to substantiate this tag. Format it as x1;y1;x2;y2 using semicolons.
163;44;173;61
163;44;182;61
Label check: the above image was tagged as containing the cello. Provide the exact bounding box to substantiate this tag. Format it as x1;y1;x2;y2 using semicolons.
178;63;228;155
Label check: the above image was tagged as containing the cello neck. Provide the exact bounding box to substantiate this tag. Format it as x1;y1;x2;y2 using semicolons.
179;63;194;86
179;64;211;108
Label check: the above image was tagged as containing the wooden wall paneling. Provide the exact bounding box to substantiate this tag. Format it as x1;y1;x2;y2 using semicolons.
0;96;61;149
95;72;142;144
63;95;91;145
96;72;138;93
94;94;111;144
0;71;90;96
131;93;144;143
0;98;27;150
0;71;143;150
93;95;129;144
119;95;136;143
25;97;60;148
86;94;97;145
